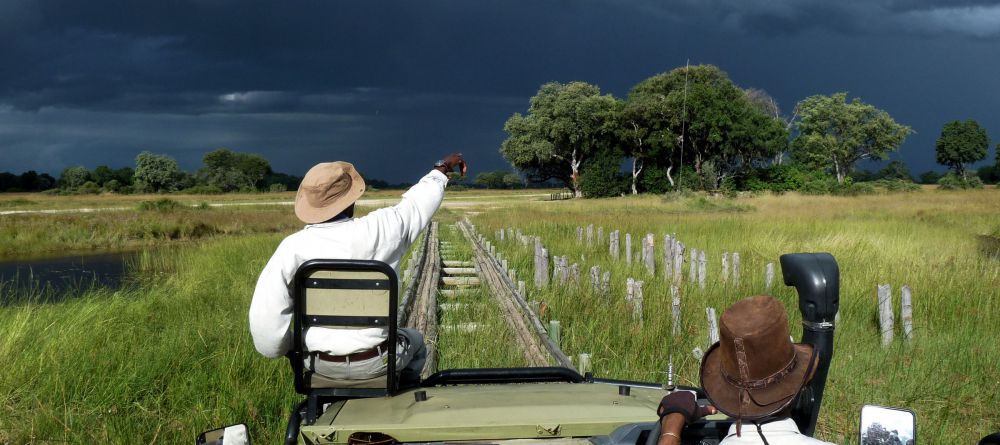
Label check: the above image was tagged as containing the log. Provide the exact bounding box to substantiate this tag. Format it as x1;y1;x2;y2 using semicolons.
878;284;894;346
901;285;913;342
625;233;633;265
610;230;620;259
698;250;707;290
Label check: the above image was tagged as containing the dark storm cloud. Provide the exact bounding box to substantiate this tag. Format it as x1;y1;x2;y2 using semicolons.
1;0;998;180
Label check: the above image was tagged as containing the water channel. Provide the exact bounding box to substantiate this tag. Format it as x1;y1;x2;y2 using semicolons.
0;251;140;304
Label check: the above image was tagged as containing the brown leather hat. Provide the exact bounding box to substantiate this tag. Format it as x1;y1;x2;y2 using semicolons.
700;296;818;426
294;161;366;224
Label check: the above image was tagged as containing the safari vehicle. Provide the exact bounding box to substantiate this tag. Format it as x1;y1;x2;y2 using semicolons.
198;253;919;445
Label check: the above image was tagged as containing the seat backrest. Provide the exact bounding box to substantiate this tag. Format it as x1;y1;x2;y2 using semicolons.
289;259;399;398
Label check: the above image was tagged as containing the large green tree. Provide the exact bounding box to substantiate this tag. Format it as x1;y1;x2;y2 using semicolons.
59;166;91;189
500;82;621;197
200;148;272;192
935;120;989;179
792;92;912;184
619;92;678;194
134;151;182;192
629;65;787;191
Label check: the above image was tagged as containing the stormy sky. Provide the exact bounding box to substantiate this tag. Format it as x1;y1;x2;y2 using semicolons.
1;0;998;182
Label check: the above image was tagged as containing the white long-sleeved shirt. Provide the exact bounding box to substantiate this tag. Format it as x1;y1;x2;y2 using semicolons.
249;169;447;358
720;418;837;445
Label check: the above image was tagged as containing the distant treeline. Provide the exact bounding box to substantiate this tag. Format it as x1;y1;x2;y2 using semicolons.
500;64;1000;197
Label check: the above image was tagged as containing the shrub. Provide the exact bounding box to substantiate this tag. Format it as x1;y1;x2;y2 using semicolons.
938;172;984;190
873;179;921;192
181;184;224;195
742;164;807;193
268;183;287;193
137;199;185;212
78;181;101;194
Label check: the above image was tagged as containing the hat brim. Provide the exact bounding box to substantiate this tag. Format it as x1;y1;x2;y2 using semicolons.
294;167;366;224
700;341;817;420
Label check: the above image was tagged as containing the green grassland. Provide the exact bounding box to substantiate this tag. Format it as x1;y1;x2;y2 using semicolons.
469;189;1000;443
0;189;997;443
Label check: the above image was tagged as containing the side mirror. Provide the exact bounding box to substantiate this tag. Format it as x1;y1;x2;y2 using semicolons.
860;405;915;445
196;423;250;445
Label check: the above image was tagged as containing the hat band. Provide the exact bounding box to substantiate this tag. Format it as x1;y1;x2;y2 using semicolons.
720;346;797;391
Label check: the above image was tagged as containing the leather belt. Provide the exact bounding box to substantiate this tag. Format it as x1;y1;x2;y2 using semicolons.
316;340;390;363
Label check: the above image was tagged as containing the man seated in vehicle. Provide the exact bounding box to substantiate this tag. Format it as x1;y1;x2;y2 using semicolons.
248;153;466;386
656;296;836;445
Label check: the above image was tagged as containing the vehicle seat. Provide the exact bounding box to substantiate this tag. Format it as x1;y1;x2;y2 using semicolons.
287;260;400;422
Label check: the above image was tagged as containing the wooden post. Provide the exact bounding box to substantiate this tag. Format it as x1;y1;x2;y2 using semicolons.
576;226;583;244
671;285;681;336
901;285;913;342
698;250;707;290
549;320;561;346
552;255;561;283
598;226;604;245
643;233;655;276
732;252;741;287
601;271;611;296
722;252;729;285
518;281;526;298
586;224;594;246
534;240;549;288
508;267;516;282
878;284;894;346
663;234;673;282
570;263;580;285
632;280;644;325
626;278;635;302
578;353;592;375
673;242;684;284
529;299;539;315
625;233;633;265
706;307;720;345
590;265;601;294
501;259;508;271
610;230;620;259
689;248;698;283
765;262;775;291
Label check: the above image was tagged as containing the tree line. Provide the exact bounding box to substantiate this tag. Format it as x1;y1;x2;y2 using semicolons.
500;64;999;197
0;149;301;194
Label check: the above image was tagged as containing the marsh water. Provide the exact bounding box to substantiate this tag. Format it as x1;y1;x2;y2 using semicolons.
0;251;139;303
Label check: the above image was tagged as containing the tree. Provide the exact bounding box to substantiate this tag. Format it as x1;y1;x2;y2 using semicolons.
879;160;912;181
134;151;182;192
918;170;942;184
935;120;989;179
502;173;523;189
92;165;115;187
473;171;507;189
619;92;678;194
200;148;272;192
792;92;912;184
59;166;91;189
629;65;787;191
500;82;621;197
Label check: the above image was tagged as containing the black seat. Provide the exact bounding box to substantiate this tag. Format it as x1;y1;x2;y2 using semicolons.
287;259;400;423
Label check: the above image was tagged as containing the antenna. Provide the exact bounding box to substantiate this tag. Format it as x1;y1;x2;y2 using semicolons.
678;59;689;193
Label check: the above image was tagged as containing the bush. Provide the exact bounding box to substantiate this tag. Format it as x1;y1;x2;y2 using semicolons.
873;179;921;192
137;199;185;212
639;164;674;194
579;152;627;198
268;183;287;193
78;181;101;195
181;185;224;195
831;181;876;196
938;172;984;190
742;164;807;193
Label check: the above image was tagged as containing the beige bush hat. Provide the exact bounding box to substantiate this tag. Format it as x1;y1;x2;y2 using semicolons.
294;161;366;224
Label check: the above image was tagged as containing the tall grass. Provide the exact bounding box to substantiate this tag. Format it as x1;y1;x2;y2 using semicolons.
0;235;301;444
470;190;1000;444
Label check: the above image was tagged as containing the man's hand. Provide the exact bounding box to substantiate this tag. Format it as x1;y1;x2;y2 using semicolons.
657;391;716;424
435;153;468;177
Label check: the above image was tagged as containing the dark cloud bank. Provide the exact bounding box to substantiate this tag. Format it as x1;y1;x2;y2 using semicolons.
1;0;998;181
